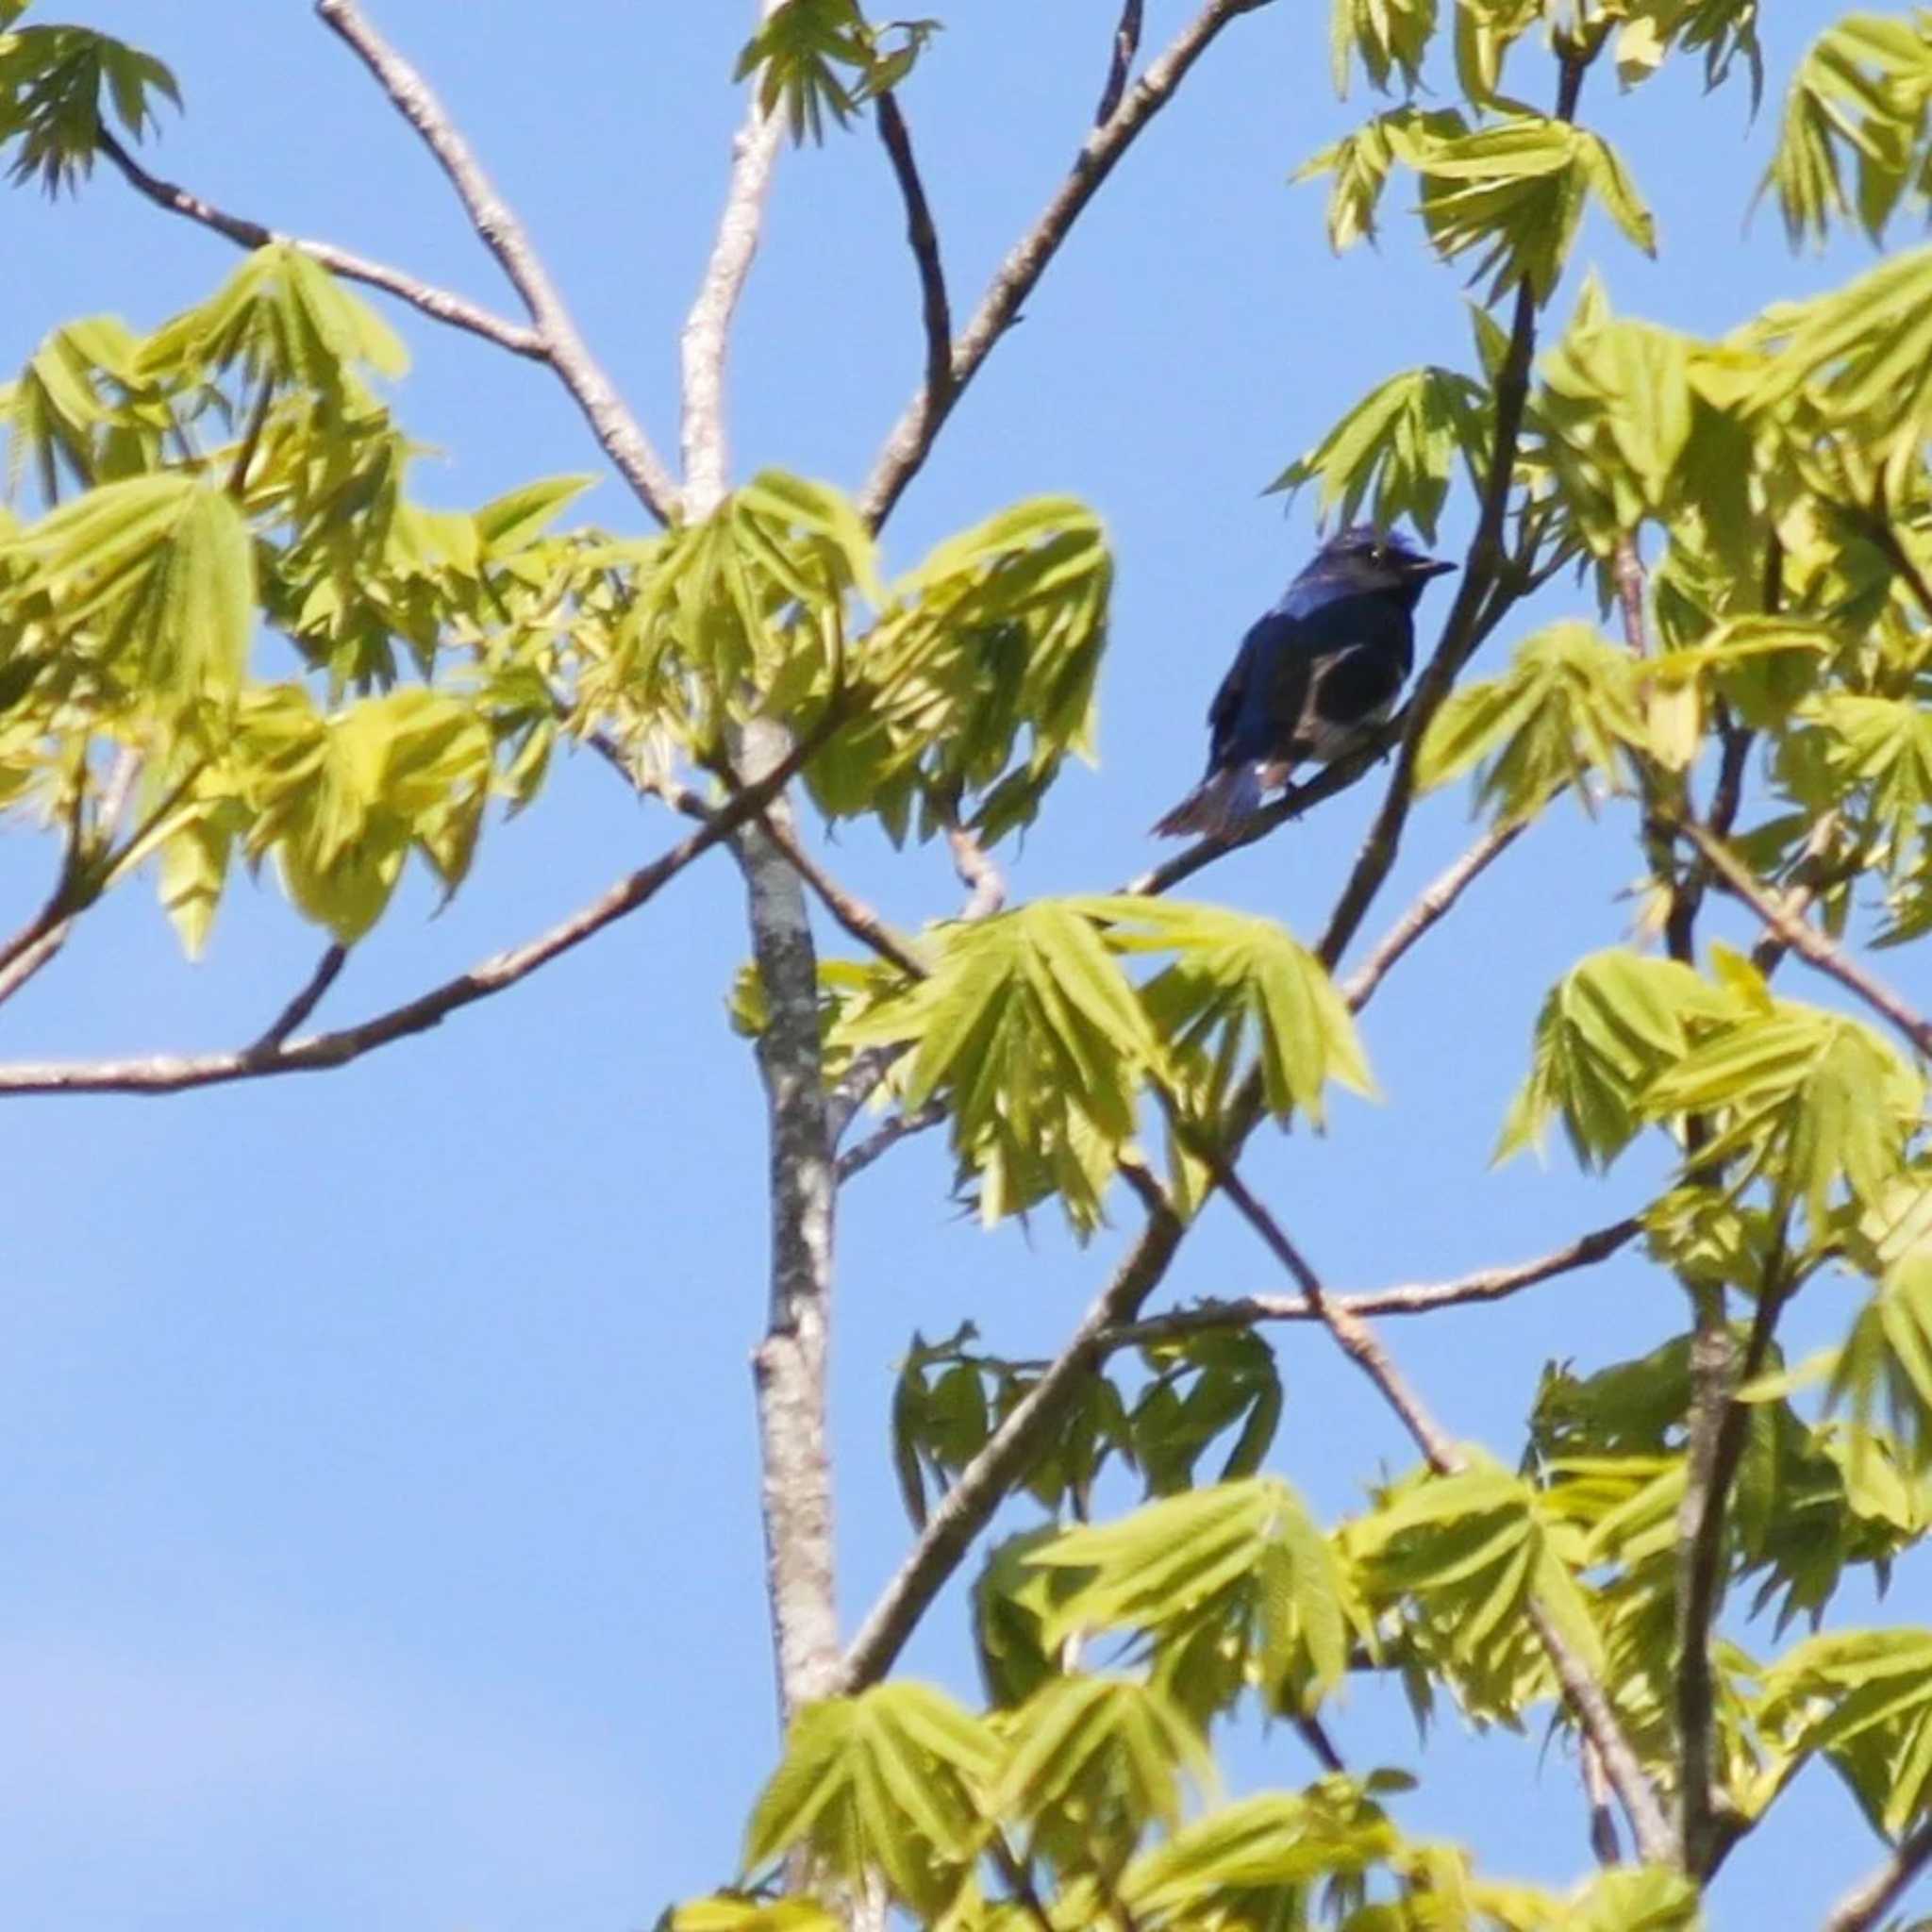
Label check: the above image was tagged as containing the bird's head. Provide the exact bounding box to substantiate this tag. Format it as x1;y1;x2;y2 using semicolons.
1302;525;1457;601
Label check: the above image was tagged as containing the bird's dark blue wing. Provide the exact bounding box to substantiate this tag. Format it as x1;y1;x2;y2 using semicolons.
1205;608;1313;773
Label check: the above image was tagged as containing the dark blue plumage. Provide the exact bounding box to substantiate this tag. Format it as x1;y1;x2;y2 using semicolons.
1152;525;1457;839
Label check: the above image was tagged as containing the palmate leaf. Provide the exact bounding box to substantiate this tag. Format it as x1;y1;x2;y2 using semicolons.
733;0;864;143
1330;0;1438;97
1350;1455;1605;1695
992;1674;1213;1879
1419;622;1651;825
1074;895;1373;1132
1758;1626;1932;1840
142;242;408;397
0;22;179;194
1828;1254;1932;1473
1131;1328;1284;1498
1030;1476;1353;1723
1610;0;1762;100
671;1899;841;1932
1117;1783;1400;1923
743;1683;998;1916
1762;9;1932;247
1531;273;1790;593
1498;950;1721;1170
198;683;495;946
0;470;255;709
0;313;170;500
1639;997;1924;1230
833;899;1157;1234
1295;106;1469;253
1754;245;1932;487
1806;691;1932;884
1404;114;1657;307
1266;362;1491;545
604;470;879;755
811;495;1109;847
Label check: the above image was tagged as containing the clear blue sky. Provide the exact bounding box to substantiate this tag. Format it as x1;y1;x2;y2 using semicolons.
2;2;1924;1927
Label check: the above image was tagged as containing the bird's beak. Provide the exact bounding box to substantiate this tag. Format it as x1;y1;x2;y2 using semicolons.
1411;558;1457;579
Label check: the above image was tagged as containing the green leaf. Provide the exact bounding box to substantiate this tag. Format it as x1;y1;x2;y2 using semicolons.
1762;11;1932;247
1419;622;1651;824
671;1899;841;1932
1074;896;1373;1133
733;0;872;144
993;1674;1213;1880
1497;949;1722;1169
1294;106;1467;252
833;899;1155;1234
1403;115;1657;306
0;471;256;707
1330;0;1438;97
743;1683;998;1915
0;23;179;194
1031;1476;1352;1721
1266;363;1491;544
1120;1784;1400;1920
1641;1001;1924;1228
1759;1626;1932;1839
473;475;596;553
141;243;408;396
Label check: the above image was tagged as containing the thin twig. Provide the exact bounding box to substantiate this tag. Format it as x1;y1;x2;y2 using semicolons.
313;0;679;523
1106;1215;1641;1343
749;806;928;978
1823;1814;1932;1932
1678;1216;1793;1881
1094;0;1146;125
1201;1149;1674;1864
836;1103;946;1183
874;92;952;413
0;925;70;1009
1583;1739;1623;1866
1315;54;1591;974
859;0;1277;531
93;128;545;358
838;1201;1186;1692
1339;815;1531;1009
1683;822;1932;1059
252;944;349;1052
679;0;788;518
0;720;831;1098
943;818;1008;922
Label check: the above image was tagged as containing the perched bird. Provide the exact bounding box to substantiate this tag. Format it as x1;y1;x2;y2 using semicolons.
1152;525;1457;839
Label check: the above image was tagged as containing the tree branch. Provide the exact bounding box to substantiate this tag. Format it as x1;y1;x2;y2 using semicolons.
312;0;680;523
1094;0;1146;125
680;0;788;517
0;924;69;1010
0;722;829;1098
836;1102;945;1183
1823;1814;1932;1932
838;1199;1186;1692
1106;1215;1641;1342
252;944;349;1052
1338;814;1532;1009
1315;54;1591;974
1197;1138;1673;1864
93;127;544;359
1682;821;1932;1059
858;0;1276;531
874;92;952;417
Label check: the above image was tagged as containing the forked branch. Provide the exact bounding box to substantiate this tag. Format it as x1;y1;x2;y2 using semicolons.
313;0;680;522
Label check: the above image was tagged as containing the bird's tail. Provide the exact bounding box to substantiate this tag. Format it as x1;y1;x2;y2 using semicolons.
1151;763;1263;840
